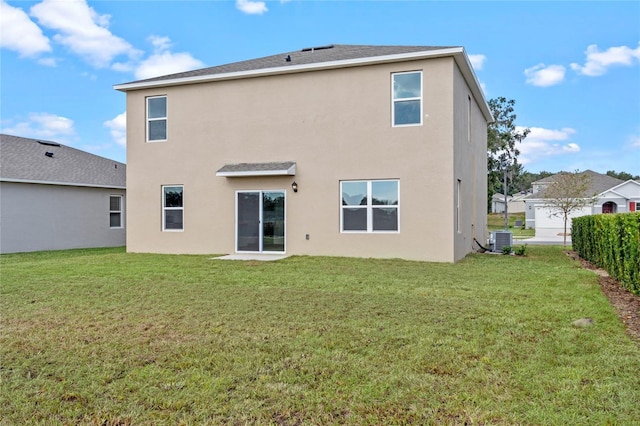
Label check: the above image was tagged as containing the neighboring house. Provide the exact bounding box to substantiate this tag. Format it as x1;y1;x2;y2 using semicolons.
524;170;639;237
114;44;492;262
0;134;126;253
491;192;527;214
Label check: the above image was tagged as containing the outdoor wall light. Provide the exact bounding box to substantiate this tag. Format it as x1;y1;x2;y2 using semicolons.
291;181;298;193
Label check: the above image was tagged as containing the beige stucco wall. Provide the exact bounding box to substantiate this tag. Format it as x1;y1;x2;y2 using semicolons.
453;63;488;261
125;56;486;262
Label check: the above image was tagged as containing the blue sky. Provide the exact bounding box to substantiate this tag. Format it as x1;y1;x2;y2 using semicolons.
2;0;639;175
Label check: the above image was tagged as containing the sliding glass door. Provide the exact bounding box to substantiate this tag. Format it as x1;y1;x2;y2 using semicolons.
236;191;285;252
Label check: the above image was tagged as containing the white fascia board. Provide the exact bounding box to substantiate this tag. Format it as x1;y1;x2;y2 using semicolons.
607;179;640;193
597;189;627;199
114;48;465;92
0;178;126;190
216;170;293;177
114;46;492;123
452;50;493;123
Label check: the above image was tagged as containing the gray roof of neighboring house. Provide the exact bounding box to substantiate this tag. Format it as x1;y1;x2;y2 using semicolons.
0;134;126;188
122;44;455;86
528;170;623;199
492;193;510;201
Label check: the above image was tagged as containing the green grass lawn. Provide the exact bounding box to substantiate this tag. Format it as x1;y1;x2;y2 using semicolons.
488;212;535;239
1;247;638;425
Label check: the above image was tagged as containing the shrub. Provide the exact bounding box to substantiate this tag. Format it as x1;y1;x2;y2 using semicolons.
573;212;639;295
502;245;512;255
515;244;527;256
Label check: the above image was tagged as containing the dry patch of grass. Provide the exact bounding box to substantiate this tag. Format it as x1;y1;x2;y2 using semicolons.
1;246;639;424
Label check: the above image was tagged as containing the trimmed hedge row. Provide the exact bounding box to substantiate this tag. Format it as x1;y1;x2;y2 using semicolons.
572;212;640;295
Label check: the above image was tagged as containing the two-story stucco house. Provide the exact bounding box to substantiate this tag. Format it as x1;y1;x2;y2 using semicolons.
114;44;492;262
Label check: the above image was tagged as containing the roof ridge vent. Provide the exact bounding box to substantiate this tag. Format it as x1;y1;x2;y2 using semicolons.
37;140;61;147
301;44;335;52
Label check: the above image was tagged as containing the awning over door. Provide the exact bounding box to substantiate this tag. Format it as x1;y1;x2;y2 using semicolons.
216;161;296;177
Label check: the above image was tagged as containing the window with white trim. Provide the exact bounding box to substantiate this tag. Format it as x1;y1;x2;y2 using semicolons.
341;180;399;232
456;179;462;233
163;185;183;231
147;96;167;142
467;95;472;143
392;71;422;126
109;195;123;229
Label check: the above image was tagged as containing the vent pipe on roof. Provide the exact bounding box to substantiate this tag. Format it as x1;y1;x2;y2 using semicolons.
285;55;291;62
45;152;54;158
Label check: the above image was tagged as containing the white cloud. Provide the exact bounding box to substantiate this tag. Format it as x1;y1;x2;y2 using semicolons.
133;36;204;80
468;54;486;71
3;112;75;140
149;35;172;52
37;57;57;67
236;0;268;15
516;126;580;165
524;63;566;87
104;112;127;147
30;0;140;68
570;43;640;76
0;0;51;57
629;134;640;149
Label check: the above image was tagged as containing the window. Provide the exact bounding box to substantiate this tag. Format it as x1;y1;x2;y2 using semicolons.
467;95;472;143
392;71;422;126
110;195;123;228
341;180;399;232
147;96;167;141
456;179;462;233
163;185;183;231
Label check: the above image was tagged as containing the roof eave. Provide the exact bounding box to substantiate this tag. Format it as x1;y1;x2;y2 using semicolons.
114;47;492;123
0;178;126;190
114;48;463;91
452;49;493;123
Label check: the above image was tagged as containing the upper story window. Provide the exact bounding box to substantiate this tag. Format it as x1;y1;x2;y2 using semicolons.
110;195;123;229
147;96;167;142
392;71;422;127
456;179;462;233
341;180;399;233
163;185;183;231
468;95;472;142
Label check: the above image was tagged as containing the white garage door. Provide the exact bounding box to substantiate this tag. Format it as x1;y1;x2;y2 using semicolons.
535;205;592;237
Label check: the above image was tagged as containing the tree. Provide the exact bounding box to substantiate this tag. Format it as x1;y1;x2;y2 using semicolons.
606;170;640;181
487;97;530;211
542;170;598;246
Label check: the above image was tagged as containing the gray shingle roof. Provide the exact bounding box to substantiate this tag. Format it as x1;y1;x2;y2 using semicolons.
120;44;456;85
0;134;126;188
530;170;623;198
